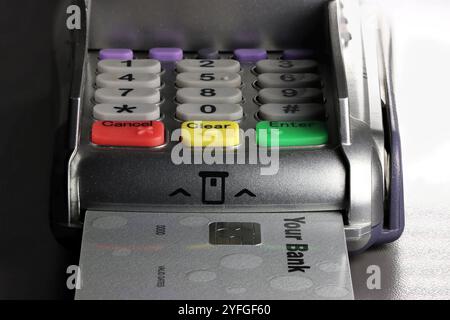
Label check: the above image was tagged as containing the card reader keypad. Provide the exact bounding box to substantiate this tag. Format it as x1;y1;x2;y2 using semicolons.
90;48;329;148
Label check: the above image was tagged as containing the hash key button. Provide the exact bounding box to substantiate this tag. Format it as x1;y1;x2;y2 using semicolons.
91;120;165;147
258;103;325;121
93;104;160;121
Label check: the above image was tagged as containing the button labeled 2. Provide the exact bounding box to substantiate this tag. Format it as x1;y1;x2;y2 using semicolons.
91;120;165;147
181;121;240;147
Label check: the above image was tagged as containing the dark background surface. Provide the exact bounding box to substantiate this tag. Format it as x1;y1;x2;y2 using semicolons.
0;1;77;299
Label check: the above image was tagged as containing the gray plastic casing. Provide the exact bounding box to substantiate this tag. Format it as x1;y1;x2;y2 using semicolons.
53;0;404;253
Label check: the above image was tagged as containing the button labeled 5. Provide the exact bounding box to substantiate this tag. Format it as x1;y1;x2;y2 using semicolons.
176;72;241;88
181;121;240;147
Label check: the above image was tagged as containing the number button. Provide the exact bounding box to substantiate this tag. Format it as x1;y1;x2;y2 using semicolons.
96;73;161;89
176;59;240;73
258;103;325;121
93;103;160;121
258;88;323;104
176;88;242;104
176;104;243;121
95;88;160;104
257;73;321;88
97;59;161;74
255;60;318;73
176;72;241;88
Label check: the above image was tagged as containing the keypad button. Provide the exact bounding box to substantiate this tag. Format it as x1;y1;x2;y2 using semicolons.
176;104;243;121
99;48;133;60
256;121;328;147
176;88;242;104
97;59;161;74
95;88;160;104
233;49;267;63
198;48;220;59
93;103;160;121
149;47;183;62
258;88;323;104
181;121;240;147
176;59;240;73
176;72;241;88
92;120;165;147
258;103;325;121
96;73;161;89
257;73;321;88
255;60;318;73
282;49;315;60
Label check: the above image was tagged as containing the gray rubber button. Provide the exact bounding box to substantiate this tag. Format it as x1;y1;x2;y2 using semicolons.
257;73;321;88
97;59;161;74
95;88;160;104
93;103;160;121
176;59;240;73
176;88;242;104
258;103;325;121
258;88;323;104
176;72;241;88
96;73;160;89
255;60;318;73
176;103;243;121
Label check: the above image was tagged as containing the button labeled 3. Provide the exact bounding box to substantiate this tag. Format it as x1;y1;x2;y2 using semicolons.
256;60;318;73
181;121;240;147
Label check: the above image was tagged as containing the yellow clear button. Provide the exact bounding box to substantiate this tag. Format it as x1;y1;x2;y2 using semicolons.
181;121;240;147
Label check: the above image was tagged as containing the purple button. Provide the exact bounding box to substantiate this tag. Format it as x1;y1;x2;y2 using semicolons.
99;48;133;60
149;48;183;62
234;49;267;63
283;49;315;60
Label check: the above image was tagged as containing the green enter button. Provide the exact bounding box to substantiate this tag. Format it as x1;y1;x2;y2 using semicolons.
256;121;328;147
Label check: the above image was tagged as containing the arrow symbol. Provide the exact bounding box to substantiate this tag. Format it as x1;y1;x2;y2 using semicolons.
234;189;256;198
169;188;191;197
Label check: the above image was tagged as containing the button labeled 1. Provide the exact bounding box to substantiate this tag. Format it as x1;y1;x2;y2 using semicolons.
176;72;241;88
258;88;322;104
176;59;240;73
181;121;240;147
95;88;160;104
96;73;160;89
176;104;243;121
176;88;242;104
97;59;161;74
93;103;160;121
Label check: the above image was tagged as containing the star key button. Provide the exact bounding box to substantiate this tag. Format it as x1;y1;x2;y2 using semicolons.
91;120;165;147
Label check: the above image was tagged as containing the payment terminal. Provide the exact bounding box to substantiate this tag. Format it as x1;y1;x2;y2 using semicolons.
51;0;404;299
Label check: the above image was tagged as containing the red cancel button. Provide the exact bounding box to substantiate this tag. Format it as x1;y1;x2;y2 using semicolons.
91;120;165;147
